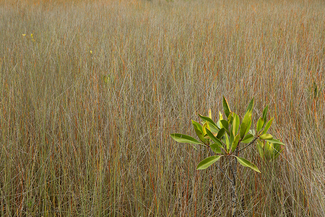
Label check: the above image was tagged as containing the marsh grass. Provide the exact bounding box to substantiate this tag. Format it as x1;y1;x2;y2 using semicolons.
0;0;324;216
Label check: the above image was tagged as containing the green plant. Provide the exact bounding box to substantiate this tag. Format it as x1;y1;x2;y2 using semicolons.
170;97;285;216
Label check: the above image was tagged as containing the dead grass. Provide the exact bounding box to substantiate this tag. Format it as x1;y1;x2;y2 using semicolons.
0;0;324;216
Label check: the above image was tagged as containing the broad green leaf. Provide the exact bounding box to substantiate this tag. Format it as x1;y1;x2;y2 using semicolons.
256;140;264;159
239;123;247;139
192;120;206;144
231;134;241;152
242;111;252;126
224;133;230;152
245;98;254;113
245;118;252;135
232;113;240;136
263;117;274;134
210;143;223;154
208;124;219;134
264;142;274;161
240;111;252;138
211;141;225;152
265;138;285;146
194;128;206;144
192;120;203;132
259;134;273;140
262;105;268;124
264;142;283;161
241;134;254;143
197;155;222;170
199;114;217;127
235;156;261;173
220;120;229;131
256;117;264;132
206;129;223;148
223;96;231;118
199;114;219;133
227;112;234;124
229;133;234;147
170;134;201;144
216;128;226;139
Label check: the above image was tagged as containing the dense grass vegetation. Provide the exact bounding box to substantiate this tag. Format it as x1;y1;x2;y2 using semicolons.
0;0;325;216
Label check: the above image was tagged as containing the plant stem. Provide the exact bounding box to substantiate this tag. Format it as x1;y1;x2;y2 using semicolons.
231;148;239;217
231;175;237;217
238;137;259;153
216;164;233;183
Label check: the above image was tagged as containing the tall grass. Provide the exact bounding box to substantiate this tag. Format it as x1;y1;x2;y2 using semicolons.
0;0;324;216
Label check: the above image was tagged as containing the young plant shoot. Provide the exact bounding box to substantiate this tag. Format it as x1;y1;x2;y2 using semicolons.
170;97;285;217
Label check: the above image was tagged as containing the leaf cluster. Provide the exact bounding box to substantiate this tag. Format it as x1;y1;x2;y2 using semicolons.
170;97;285;173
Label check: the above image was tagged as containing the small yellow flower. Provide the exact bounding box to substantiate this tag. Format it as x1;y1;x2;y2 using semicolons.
31;34;33;38
22;34;26;37
90;50;93;54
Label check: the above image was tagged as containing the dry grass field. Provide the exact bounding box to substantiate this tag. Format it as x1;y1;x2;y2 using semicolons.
0;0;325;216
